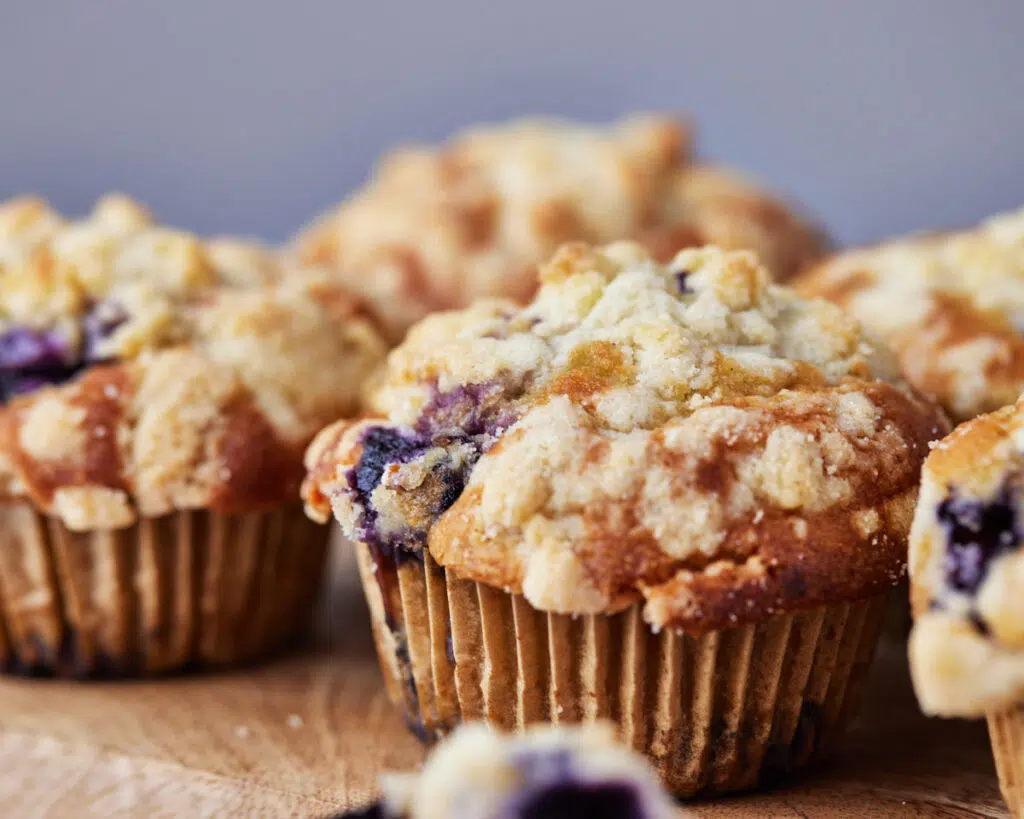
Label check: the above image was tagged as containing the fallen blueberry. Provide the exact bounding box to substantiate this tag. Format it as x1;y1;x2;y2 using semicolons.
508;748;647;819
511;780;647;819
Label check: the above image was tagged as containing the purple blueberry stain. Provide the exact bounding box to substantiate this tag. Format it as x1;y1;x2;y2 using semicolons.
938;486;1020;595
0;327;72;370
0;327;81;401
354;427;432;507
349;380;521;554
351;426;433;553
0;300;130;403
507;749;648;819
674;269;691;294
415;381;518;439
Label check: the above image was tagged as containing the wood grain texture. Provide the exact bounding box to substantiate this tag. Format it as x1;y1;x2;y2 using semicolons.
0;546;1007;818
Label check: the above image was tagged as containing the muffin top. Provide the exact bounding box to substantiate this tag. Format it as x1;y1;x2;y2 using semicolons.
338;722;675;819
0;195;387;530
304;243;946;632
291;115;829;342
794;207;1024;422
909;394;1024;716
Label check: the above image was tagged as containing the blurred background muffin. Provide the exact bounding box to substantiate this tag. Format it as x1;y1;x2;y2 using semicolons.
0;195;386;676
795;207;1024;423
290;115;828;341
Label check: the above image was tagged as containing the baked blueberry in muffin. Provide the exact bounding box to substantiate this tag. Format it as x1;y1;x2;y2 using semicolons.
333;722;675;819
305;242;946;795
795;206;1024;422
291;115;829;341
0;194;386;675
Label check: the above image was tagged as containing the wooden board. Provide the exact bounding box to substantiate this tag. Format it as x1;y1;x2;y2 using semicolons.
0;547;1008;818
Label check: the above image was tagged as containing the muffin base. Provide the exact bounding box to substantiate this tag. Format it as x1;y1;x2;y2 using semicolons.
355;543;889;797
989;706;1024;816
0;502;328;677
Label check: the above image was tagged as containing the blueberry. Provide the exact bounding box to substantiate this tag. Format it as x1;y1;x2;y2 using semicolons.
350;381;520;553
0;328;71;371
348;383;522;555
508;749;647;819
354;427;430;500
350;427;430;543
938;487;1020;594
512;781;647;819
674;270;691;294
0;301;131;403
0;327;81;402
354;429;477;547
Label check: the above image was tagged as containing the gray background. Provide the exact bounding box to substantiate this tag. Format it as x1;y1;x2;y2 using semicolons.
1;1;1020;246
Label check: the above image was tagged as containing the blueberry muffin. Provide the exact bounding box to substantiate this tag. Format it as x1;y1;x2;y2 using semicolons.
336;722;676;819
0;194;386;676
304;242;946;795
908;395;1024;812
291;115;829;342
794;207;1024;423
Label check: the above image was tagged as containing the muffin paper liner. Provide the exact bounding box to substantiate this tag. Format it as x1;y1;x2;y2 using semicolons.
989;706;1024;816
355;542;889;797
0;502;328;677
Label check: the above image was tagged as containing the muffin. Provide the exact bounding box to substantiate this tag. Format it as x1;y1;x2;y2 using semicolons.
0;194;386;676
336;721;676;819
304;242;947;795
291;115;829;342
794;206;1024;423
908;394;1024;813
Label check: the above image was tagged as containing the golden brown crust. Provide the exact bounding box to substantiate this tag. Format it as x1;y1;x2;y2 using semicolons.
305;244;947;630
0;195;387;529
290;116;829;341
794;208;1024;422
427;384;937;632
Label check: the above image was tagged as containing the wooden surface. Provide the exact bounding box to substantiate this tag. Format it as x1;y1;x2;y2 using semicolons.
0;547;1008;818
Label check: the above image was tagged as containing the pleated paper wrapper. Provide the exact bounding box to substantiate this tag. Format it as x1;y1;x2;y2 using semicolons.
989;706;1024;816
0;502;328;677
355;542;889;797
